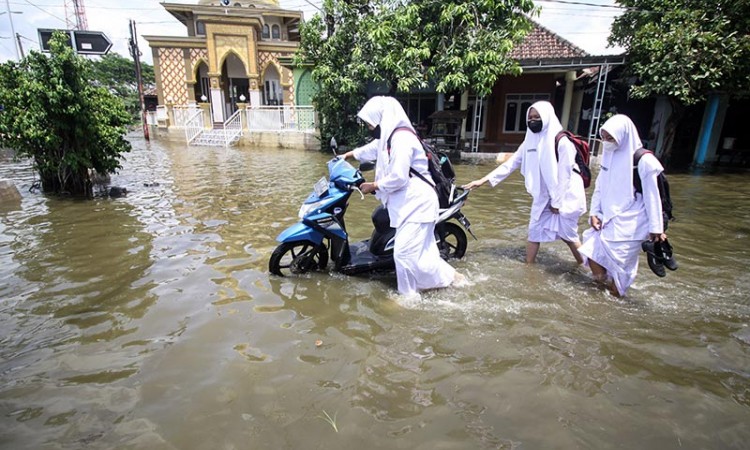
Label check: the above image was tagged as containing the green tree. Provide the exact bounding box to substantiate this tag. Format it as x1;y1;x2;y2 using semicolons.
610;0;750;164
0;32;132;197
297;0;537;149
90;53;155;121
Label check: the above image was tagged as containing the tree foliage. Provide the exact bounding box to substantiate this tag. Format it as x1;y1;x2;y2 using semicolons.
0;32;132;197
610;0;750;104
297;0;537;149
90;53;155;121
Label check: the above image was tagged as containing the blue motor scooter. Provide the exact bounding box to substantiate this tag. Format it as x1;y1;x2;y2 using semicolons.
268;139;475;277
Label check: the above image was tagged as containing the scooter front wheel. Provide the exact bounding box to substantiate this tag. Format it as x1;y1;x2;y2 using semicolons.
436;222;467;260
269;241;329;276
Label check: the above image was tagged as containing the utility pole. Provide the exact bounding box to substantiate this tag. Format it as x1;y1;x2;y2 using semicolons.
15;33;24;58
4;0;19;60
129;19;149;141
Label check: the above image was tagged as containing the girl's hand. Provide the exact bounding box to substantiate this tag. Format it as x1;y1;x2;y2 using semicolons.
649;232;667;242
590;215;602;230
462;179;486;190
360;182;378;194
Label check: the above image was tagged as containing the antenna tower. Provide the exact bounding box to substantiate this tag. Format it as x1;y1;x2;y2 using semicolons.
64;0;89;30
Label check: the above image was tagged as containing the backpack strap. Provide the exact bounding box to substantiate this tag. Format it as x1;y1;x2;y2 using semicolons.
632;148;654;195
386;126;417;155
386;126;436;188
554;131;581;175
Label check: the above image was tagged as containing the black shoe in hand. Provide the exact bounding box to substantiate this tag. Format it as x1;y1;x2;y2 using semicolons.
642;240;666;277
659;239;678;271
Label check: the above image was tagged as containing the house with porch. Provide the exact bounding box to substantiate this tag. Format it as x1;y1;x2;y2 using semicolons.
144;0;317;148
365;21;625;155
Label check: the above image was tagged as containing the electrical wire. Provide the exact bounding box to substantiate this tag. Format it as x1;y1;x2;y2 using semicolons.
19;0;66;25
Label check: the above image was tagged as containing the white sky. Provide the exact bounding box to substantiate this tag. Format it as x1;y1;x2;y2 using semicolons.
0;0;624;65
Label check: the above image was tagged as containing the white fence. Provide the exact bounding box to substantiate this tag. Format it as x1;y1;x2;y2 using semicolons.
155;104;317;137
172;105;203;128
246;106;316;132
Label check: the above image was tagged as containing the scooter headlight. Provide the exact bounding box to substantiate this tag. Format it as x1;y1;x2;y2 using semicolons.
298;199;326;218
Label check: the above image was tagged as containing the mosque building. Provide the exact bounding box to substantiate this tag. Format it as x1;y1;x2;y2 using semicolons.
144;0;316;144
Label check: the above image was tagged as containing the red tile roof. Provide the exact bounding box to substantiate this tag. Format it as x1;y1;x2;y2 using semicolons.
511;21;588;60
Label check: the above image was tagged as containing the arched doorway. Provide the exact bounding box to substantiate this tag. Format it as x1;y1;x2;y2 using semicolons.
193;62;210;103
221;53;250;119
262;65;282;106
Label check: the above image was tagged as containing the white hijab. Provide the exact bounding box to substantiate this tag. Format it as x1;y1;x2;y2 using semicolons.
599;114;643;221
357;96;415;202
519;101;562;198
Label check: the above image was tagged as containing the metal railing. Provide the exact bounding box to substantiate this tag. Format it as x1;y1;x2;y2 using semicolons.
184;108;204;144
246;105;316;132
222;109;243;147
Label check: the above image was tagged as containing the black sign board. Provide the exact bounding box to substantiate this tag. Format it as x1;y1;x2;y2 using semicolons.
38;29;112;55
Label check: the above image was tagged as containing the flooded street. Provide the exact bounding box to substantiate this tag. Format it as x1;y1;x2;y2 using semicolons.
1;135;748;449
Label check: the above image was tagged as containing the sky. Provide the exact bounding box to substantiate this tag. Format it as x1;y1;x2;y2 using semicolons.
0;0;624;65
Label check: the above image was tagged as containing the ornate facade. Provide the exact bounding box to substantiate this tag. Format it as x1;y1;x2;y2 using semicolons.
144;0;303;124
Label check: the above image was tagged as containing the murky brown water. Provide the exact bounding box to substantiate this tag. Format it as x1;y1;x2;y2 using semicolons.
1;135;748;449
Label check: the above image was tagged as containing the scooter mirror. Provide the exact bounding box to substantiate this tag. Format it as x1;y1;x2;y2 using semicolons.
359;161;375;172
330;136;338;153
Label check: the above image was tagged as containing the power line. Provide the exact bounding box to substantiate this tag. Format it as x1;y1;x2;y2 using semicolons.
9;1;163;10
535;0;627;9
20;0;66;24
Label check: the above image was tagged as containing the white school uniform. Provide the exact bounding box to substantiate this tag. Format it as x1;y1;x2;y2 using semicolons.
578;114;664;296
352;96;455;296
484;101;586;243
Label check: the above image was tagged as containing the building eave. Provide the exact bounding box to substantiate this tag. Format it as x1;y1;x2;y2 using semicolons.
518;55;627;72
160;2;303;25
143;36;207;48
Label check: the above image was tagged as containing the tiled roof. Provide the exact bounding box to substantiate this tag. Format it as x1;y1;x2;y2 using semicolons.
511;21;588;60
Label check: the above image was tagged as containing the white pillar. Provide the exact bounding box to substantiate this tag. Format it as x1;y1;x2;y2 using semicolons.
210;88;224;123
560;70;576;130
249;89;261;107
459;90;469;140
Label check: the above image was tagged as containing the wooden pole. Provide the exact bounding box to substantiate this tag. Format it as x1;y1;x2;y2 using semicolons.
129;20;149;141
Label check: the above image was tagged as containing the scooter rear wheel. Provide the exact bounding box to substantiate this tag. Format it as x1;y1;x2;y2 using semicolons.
436;222;467;260
269;241;328;276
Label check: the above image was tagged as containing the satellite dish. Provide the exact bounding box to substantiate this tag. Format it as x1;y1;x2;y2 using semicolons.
220;0;230;6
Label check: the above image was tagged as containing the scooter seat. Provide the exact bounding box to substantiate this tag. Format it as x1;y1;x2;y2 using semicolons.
370;205;395;256
371;205;391;233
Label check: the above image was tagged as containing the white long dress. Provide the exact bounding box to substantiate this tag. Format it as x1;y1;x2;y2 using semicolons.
578;114;664;296
485;137;587;243
352;96;455;296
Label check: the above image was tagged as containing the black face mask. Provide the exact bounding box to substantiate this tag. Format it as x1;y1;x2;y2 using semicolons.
527;119;543;133
369;125;381;139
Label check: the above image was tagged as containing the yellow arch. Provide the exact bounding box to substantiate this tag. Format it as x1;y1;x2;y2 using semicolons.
189;58;209;84
260;60;290;87
217;49;249;77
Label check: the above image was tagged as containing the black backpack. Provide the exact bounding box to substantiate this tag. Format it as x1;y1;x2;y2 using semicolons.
387;127;455;208
633;148;674;229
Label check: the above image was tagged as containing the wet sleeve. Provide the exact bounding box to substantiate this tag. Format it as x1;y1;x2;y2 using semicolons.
551;139;575;209
638;155;664;234
375;133;417;193
352;140;379;162
486;149;523;187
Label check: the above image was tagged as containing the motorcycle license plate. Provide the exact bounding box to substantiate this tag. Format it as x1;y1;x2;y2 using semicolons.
313;177;328;197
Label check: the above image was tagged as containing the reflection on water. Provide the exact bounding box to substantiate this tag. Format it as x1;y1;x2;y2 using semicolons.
0;136;748;449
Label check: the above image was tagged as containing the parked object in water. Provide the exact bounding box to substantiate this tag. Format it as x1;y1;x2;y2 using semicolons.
269;156;474;277
108;186;128;198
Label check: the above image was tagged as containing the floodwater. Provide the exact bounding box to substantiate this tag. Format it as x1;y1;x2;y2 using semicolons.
0;135;748;450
